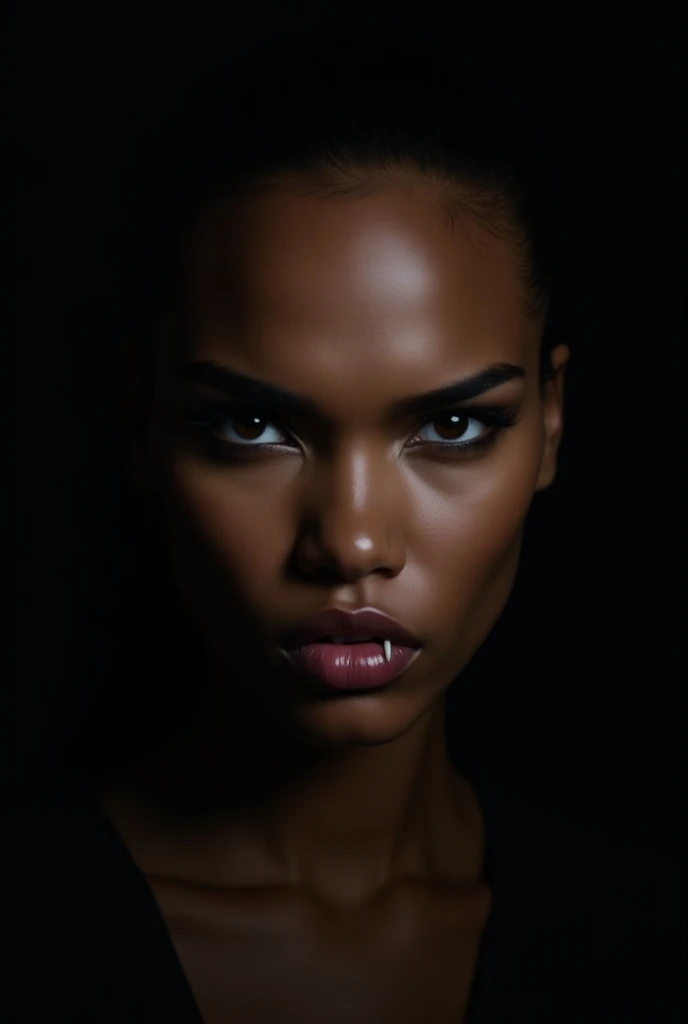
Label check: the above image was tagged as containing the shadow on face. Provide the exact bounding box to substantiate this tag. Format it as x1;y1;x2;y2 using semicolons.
133;180;567;755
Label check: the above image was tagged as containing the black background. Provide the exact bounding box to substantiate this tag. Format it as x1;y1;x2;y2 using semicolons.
4;0;684;856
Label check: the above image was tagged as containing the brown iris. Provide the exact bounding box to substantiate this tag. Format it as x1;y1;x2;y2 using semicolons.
232;415;269;441
428;413;470;441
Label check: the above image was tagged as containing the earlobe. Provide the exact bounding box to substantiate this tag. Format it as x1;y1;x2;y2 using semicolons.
534;344;570;492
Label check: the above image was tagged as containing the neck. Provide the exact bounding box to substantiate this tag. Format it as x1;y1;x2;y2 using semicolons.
98;670;486;908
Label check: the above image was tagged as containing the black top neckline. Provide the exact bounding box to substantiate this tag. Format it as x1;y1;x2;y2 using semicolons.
82;776;501;1023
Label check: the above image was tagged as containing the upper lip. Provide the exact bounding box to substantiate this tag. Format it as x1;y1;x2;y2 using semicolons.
281;607;422;650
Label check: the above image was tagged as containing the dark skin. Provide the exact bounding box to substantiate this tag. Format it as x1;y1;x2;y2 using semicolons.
98;176;569;1022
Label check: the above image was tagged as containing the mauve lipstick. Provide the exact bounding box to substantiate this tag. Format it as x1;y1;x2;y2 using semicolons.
279;607;422;691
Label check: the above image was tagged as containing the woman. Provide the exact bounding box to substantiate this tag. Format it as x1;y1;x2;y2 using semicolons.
9;22;677;1024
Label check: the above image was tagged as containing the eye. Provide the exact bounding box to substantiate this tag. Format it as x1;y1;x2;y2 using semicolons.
214;412;290;446
185;401;518;459
411;412;490;447
183;401;296;449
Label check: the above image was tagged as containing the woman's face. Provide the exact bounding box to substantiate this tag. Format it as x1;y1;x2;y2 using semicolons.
140;182;567;747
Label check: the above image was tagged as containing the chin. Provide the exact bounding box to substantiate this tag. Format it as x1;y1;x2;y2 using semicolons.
275;687;439;750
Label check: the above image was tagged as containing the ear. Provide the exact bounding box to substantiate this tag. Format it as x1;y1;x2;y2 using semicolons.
117;334;153;491
534;343;570;492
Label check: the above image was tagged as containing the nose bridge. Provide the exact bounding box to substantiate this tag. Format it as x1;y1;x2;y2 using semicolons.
341;446;376;517
297;444;406;579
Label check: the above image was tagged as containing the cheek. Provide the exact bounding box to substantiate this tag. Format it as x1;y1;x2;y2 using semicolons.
411;433;542;610
158;457;295;604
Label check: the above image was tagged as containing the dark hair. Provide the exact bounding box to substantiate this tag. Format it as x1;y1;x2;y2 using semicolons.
62;24;563;785
124;24;560;402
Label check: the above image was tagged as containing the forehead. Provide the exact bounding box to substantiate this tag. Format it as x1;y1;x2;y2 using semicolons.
177;185;536;389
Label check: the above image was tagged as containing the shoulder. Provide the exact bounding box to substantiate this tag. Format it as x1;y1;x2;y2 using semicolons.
2;780;200;1022
2;780;113;882
2;781;117;943
502;820;687;1022
3;784;127;1009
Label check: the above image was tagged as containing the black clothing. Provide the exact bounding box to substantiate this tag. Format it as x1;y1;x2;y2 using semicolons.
3;779;685;1022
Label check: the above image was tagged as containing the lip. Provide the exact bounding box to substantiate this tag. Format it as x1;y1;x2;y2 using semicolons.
281;606;422;650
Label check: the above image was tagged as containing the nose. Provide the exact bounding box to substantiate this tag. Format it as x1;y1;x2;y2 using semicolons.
292;448;406;583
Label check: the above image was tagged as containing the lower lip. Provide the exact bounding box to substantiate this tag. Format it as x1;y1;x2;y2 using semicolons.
280;641;421;691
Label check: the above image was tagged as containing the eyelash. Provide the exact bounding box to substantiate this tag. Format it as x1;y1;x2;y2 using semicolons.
184;403;520;458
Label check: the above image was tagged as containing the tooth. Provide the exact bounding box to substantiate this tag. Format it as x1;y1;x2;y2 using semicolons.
383;639;392;663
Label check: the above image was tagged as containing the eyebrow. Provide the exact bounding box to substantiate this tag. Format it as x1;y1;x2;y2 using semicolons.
178;360;525;418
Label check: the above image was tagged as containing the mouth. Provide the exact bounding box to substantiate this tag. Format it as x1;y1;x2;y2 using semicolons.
281;607;422;653
311;634;394;661
279;608;422;691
